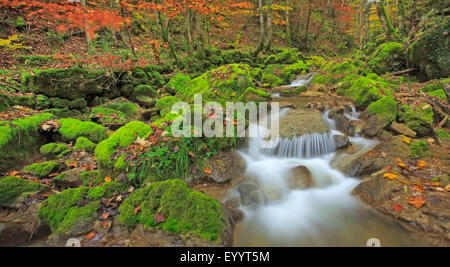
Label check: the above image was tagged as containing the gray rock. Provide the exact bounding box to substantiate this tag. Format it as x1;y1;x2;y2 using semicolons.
333;134;350;150
390;121;417;137
288;166;314;190
362;114;387;137
335;114;355;136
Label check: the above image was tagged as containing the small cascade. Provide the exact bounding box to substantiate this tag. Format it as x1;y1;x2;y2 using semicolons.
288;74;314;87
263;132;335;158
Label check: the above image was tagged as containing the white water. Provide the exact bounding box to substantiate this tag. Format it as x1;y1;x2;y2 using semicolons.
288;74;314;87
233;102;425;246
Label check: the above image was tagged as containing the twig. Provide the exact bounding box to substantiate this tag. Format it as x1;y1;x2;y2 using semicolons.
0;81;20;92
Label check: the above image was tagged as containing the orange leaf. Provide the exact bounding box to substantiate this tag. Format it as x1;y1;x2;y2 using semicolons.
9;171;18;176
413;184;424;193
105;176;112;183
407;196;425;208
386;166;392;170
416;160;427;169
86;232;96;240
426;181;440;187
101;213;109;220
188;152;195;157
394;205;403;211
204;168;212;175
383;173;398;180
134;206;140;215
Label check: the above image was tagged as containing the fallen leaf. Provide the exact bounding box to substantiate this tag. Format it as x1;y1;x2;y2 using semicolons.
154;212;166;224
380;152;387;158
134;206;140;215
104;176;112;183
204;168;212;175
394;205;403;211
402;136;411;144
86;232;96;240
426;181;440;187
407;196;425;208
101;213;109;220
413;184;424;193
383;172;398;180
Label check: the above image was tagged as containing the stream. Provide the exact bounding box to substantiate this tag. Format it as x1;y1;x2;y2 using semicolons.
230;79;433;247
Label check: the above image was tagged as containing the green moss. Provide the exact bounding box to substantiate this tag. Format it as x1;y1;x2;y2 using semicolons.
280;86;307;97
11;94;35;107
399;103;434;136
58;118;107;143
22;67;116;100
24;161;59;178
57;200;100;236
166;73;191;94
239;87;271;102
87;181;127;201
265;49;298;65
155;96;180;116
40;143;71;158
90;107;127;125
74;137;96;152
36;95;50;110
367;95;398;123
0;113;55;171
428;89;447;102
435;129;450;140
118;179;226;241
101;101;140;119
69;98;88;110
44;108;80;118
0;176;44;205
95;121;152;176
0;92;11;112
80;170;102;186
279;61;309;84
421;82;444;92
365;42;406;75
410;140;431;158
176;64;254;104
49;98;70;109
261;73;283;87
345;76;387;106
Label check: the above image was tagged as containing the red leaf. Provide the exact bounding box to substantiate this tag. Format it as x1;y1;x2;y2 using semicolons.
134;206;140;215
394;205;403;211
154;212;166;224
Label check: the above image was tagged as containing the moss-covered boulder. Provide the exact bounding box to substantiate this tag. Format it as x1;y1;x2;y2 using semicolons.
345;76;388;107
0;112;55;171
408;19;450;80
118;179;227;241
176;64;254;104
132;85;157;106
80;170;102;186
0;92;11;112
95;121;152;176
410;140;431;158
365;42;406;75
57;118;107;143
38;182;126;236
0;176;44;206
69;98;88;110
74;137;96;152
264;49;299;65
239;87;271;102
11;94;35;107
89;99;141;126
40;143;71;159
44;108;81;118
435;129;450;140
367;95;398;124
155;96;181;116
22;67;117;100
24;161;59;178
166;73;191;94
399;103;434;136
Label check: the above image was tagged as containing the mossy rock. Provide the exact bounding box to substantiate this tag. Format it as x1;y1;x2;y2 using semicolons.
367;95;398;124
279;61;310;84
261;72;283;87
49;98;70;109
40;143;71;158
80;170;102;186
166;73;191;94
89;107;127;125
74;137;96;152
95;121;152;176
22;67;117;100
0;92;11;112
239;87;271;102
410;140;431;158
132;85;157;106
44;108;81;118
280;86;308;97
38;182;126;236
264;49;299;65
0;112;55;171
24;161;59;178
57;118;107;143
176;64;254;104
435;129;450;140
365;42;406;75
428;89;448;102
345;76;389;107
36;94;50;110
11;94;35;107
69;98;88;110
0;176;44;206
408;19;450;80
118;179;227;241
155;96;181;116
399;103;434;136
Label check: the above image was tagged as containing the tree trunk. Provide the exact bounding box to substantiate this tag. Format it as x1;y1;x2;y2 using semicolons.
253;0;265;57
359;0;364;50
375;0;402;42
265;0;273;51
119;0;137;58
185;8;193;55
398;0;406;34
286;0;291;46
304;0;313;50
80;0;92;51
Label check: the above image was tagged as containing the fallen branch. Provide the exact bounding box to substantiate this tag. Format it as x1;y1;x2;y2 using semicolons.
391;68;419;76
436;115;448;129
0;81;20;92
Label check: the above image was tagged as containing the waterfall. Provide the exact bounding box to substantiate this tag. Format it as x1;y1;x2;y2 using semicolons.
263;132;335;159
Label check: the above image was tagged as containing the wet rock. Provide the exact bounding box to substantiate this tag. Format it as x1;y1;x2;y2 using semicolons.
333;134;350;150
279;109;330;138
353;175;450;242
287;166;314;190
52;168;85;189
362;114;387;137
242;191;264;206
310;84;327;93
261;186;283;201
335;114;355;136
328;106;345;119
237;182;258;201
207;151;246;183
390;122;417;137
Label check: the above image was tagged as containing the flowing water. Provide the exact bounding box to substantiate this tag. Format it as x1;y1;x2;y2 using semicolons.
231;81;433;246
